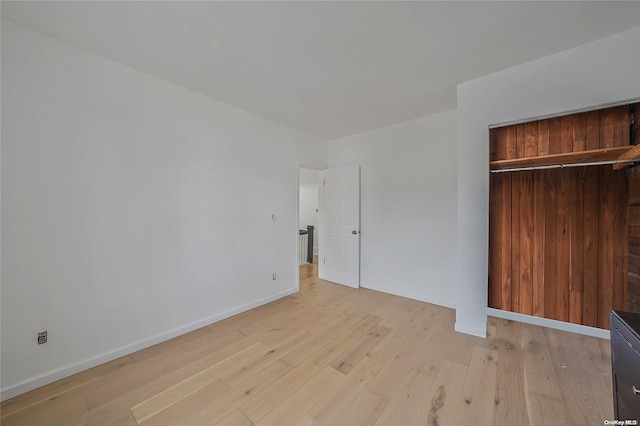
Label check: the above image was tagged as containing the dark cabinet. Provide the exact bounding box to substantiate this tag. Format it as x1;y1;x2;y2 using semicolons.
610;310;640;421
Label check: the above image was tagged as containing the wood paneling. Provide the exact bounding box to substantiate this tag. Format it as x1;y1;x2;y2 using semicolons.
585;110;600;150
490;146;630;171
627;165;640;313
556;168;571;322
613;170;628;314
600;107;616;148
489;104;633;329
520;171;534;315
569;168;584;325
548;118;562;154
490;105;632;162
582;167;599;327
543;169;558;319
501;174;513;310
598;167;615;329
532;172;545;317
511;172;522;312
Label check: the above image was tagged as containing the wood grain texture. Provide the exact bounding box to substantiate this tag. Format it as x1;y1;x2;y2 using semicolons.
582;167;599;327
544;170;558;320
569;167;584;325
0;264;614;426
490;146;630;170
555;168;571;322
489;174;502;308
548;117;562;154
505;125;517;160
501;174;513;311
524;122;538;158
537;119;550;156
519;171;534;315
493;320;530;426
613;143;640;170
628;165;640;313
511;172;522;313
490;128;499;162
544;328;610;424
600;107;615;148
585;110;600;150
516;123;527;158
532;172;545;317
613;105;630;147
454;346;498;425
560;115;573;153
489;104;631;329
598;167;614;329
613;170;629;312
573;113;586;152
413;359;468;426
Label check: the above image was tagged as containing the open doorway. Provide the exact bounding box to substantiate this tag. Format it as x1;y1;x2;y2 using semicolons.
299;167;321;282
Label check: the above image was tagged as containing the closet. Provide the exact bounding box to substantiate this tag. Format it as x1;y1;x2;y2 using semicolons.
488;102;640;330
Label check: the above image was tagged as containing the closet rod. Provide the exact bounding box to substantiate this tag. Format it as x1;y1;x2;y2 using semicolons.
490;159;638;173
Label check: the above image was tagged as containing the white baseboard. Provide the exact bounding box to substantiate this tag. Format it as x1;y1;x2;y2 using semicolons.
487;308;610;340
360;282;456;310
1;287;298;401
454;322;487;338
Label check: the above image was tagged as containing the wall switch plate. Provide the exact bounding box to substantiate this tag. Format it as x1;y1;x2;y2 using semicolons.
273;273;277;280
37;331;47;344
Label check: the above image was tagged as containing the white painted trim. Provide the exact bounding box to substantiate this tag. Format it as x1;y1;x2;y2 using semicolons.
488;97;640;129
487;308;610;340
318;169;326;280
0;287;298;401
360;282;456;310
298;164;323;284
296;165;301;291
454;322;487;338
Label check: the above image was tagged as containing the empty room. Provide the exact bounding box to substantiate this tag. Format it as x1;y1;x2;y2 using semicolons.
2;1;640;425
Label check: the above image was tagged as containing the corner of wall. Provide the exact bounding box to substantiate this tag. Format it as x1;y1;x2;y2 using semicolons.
454;321;487;339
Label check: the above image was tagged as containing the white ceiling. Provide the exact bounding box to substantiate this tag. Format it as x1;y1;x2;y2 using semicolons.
3;1;640;140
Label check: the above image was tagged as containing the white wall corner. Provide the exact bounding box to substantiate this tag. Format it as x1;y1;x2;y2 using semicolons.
454;321;487;339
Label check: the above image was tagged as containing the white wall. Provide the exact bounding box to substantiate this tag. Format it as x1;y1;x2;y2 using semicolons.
456;25;640;337
0;21;327;399
299;168;319;255
328;110;457;308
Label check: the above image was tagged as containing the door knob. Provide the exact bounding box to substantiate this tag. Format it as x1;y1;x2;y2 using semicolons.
352;230;359;235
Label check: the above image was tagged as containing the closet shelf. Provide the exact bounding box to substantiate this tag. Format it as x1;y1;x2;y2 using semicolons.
613;144;640;170
490;146;633;171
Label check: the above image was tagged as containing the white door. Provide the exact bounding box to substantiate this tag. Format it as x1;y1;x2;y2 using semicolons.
320;166;360;288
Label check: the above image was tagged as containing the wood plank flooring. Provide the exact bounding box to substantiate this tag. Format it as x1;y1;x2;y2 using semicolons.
1;264;613;425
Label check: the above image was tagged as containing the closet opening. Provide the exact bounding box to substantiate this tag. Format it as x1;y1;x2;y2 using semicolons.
488;102;640;330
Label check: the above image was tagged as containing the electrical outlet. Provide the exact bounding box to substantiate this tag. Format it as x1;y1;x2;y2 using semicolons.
37;330;47;345
272;273;277;280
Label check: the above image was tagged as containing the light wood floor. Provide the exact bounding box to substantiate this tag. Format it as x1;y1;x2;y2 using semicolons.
1;264;613;425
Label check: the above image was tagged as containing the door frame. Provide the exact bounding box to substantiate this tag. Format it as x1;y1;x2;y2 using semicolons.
296;165;323;288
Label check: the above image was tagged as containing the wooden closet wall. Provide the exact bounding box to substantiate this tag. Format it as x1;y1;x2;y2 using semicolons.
489;105;632;330
628;105;640;314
